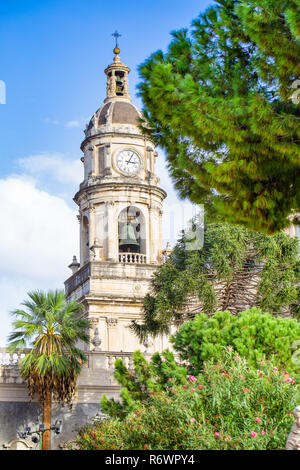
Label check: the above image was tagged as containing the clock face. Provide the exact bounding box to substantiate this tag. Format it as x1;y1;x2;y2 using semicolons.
116;149;141;176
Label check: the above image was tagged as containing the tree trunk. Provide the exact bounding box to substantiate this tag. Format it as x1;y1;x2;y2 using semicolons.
42;390;52;450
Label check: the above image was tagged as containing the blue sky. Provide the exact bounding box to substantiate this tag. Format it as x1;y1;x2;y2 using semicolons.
0;0;212;344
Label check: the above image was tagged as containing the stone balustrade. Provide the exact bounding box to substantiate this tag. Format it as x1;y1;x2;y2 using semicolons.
119;252;147;264
0;348;30;367
0;348;152;384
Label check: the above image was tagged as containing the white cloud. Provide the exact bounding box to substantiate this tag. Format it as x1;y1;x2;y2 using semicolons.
43;117;60;125
18;153;82;186
65;120;84;128
43;117;88;129
0;175;79;280
0;175;79;345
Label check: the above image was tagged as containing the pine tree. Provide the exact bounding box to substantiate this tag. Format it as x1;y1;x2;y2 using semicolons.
100;350;187;419
138;0;300;234
131;221;300;340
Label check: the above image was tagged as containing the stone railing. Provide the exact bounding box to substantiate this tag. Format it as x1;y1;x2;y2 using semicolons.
65;263;90;296
119;253;147;264
0;348;30;367
0;348;153;375
84;350;148;370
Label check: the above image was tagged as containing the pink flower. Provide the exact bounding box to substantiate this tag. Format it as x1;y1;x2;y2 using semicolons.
222;373;226;377
91;432;96;438
251;431;257;438
228;347;233;351
215;432;220;437
168;378;172;383
189;376;197;382
225;437;232;441
261;431;266;436
255;417;261;423
198;385;204;390
190;418;195;423
191;388;196;392
182;385;187;389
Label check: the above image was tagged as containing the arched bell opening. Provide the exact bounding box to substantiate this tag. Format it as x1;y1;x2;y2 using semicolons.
115;71;125;96
118;206;146;255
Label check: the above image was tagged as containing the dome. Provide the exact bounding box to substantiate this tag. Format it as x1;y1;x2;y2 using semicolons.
87;101;142;132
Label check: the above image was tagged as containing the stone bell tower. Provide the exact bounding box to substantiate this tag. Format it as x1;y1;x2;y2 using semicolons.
64;45;168;353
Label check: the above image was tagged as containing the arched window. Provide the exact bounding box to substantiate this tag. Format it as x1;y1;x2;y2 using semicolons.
118;206;145;254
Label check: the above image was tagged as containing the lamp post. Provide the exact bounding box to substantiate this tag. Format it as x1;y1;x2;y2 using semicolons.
18;420;63;450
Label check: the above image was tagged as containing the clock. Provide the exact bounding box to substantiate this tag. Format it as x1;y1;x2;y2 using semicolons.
116;149;141;176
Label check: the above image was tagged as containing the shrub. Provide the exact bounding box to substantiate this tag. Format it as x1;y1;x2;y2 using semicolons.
75;350;299;450
100;349;187;419
172;308;300;374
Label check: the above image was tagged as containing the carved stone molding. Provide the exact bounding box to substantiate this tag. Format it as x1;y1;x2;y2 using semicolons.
106;317;118;326
89;317;99;329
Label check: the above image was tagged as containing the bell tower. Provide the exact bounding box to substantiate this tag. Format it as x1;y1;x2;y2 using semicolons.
65;44;167;353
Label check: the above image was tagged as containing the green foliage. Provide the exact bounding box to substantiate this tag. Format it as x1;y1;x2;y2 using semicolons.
101;307;299;422
138;0;300;233
132;222;300;340
172;308;300;375
75;351;298;450
8;290;90;406
101;350;187;419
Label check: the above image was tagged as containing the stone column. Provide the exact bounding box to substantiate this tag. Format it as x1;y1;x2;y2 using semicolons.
93;145;99;176
146;147;153;174
149;204;158;264
106;201;116;261
88;204;96;259
106;317;119;351
104;144;112;175
153;151;158;174
124;72;129;97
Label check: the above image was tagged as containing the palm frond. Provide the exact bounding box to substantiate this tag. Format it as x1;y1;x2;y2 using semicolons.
8;289;90;406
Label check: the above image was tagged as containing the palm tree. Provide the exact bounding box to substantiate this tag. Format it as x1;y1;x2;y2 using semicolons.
8;290;91;450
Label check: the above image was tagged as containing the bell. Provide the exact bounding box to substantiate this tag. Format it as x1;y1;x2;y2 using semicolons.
119;223;139;248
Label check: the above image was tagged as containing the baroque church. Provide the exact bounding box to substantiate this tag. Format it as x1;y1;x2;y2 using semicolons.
0;47;175;450
64;45;170;354
0;45;299;451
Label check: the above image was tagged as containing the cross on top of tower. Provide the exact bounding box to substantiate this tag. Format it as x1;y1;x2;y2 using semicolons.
112;30;121;47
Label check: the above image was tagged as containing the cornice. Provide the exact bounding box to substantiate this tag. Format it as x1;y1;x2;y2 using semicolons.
74;180;167;205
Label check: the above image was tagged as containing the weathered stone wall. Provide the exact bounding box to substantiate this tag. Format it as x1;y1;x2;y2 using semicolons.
0;349;139;450
0;401;101;450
